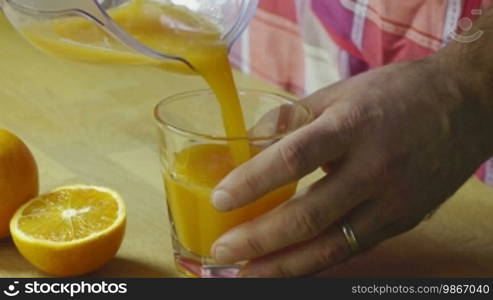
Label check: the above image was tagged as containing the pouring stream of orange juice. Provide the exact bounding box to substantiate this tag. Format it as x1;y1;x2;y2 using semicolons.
21;0;250;165
19;0;297;258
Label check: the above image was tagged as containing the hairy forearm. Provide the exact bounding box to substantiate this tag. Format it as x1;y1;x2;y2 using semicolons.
439;8;493;114
435;7;493;156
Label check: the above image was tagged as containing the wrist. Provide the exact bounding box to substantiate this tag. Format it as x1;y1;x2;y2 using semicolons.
437;8;493;123
433;6;493;157
430;45;493;159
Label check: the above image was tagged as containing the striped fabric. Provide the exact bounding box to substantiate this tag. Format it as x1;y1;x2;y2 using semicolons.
230;0;493;186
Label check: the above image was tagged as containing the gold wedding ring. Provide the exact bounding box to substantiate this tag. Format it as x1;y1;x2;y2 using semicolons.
341;222;359;254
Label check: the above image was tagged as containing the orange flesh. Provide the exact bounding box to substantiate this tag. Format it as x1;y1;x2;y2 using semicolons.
18;188;119;242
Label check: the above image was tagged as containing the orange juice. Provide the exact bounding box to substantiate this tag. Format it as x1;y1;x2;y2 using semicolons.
164;144;297;257
19;0;297;260
21;0;250;164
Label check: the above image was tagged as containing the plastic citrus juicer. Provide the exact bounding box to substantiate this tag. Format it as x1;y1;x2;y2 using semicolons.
1;0;259;71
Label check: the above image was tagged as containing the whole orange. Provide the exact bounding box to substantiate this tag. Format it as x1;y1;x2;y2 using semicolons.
0;129;38;238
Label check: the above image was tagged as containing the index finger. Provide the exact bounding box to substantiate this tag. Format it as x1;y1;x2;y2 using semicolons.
211;108;353;212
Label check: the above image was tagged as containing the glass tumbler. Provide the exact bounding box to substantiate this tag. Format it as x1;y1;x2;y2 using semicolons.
154;89;313;278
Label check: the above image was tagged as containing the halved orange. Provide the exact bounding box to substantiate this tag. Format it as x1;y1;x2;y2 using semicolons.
10;185;126;276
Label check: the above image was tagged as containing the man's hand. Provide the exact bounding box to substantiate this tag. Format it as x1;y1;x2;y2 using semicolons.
210;12;493;277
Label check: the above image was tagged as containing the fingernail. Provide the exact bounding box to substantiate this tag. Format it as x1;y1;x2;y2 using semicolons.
212;189;234;211
213;245;235;264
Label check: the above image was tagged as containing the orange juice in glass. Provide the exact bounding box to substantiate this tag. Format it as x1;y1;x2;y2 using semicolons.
155;90;312;277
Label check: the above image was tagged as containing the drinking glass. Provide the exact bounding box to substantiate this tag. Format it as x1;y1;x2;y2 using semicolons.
154;89;313;277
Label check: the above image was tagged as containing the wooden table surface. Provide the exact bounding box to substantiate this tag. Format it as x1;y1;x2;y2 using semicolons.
1;15;492;278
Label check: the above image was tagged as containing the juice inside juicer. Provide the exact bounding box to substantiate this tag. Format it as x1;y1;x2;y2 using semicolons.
1;0;258;71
